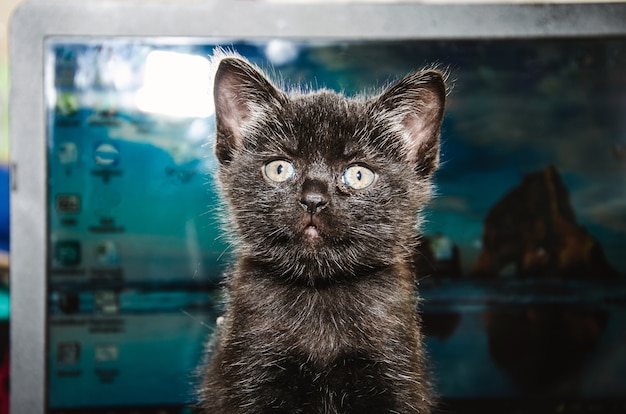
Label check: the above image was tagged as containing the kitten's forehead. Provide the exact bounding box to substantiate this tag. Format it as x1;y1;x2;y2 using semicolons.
281;91;371;160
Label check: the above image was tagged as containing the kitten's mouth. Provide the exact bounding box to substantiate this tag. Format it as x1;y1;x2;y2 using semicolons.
303;216;322;240
304;224;320;239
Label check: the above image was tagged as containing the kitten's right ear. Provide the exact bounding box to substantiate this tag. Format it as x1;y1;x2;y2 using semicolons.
373;70;446;176
213;58;286;164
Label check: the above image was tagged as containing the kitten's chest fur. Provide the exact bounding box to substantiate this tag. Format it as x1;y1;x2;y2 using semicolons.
200;55;446;414
230;261;417;365
206;263;426;413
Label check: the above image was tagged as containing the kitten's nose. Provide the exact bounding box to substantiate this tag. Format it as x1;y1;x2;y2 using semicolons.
300;179;329;214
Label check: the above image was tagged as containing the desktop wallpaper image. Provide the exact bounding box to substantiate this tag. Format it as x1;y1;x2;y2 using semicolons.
45;38;626;410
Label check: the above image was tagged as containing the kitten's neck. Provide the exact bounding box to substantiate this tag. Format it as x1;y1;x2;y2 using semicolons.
237;256;415;290
238;257;388;289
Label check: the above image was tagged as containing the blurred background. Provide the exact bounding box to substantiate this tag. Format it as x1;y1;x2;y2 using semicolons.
0;0;16;282
2;1;625;414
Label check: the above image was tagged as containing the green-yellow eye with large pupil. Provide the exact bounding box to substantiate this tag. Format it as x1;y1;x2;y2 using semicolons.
342;165;376;190
264;160;295;183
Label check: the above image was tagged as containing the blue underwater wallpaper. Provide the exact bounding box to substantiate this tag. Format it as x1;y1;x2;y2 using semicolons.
46;38;626;411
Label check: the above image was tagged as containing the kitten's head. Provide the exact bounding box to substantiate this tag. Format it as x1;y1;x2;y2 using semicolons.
213;56;446;285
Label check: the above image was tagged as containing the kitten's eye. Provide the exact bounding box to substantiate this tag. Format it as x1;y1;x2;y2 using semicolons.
341;165;376;190
263;159;295;183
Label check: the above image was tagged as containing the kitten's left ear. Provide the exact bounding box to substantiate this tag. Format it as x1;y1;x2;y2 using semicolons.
213;57;286;164
374;70;446;175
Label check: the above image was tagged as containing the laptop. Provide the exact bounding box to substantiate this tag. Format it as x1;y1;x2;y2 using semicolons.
10;1;626;413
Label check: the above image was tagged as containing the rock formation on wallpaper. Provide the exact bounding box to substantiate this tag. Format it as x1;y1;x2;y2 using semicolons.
472;166;617;280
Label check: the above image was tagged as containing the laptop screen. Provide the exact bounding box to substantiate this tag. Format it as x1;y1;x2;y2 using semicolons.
43;37;626;412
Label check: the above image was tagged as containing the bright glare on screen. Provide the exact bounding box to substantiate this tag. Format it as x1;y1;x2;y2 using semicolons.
135;51;214;118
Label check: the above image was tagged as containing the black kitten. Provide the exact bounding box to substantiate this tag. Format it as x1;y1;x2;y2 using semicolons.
200;55;446;414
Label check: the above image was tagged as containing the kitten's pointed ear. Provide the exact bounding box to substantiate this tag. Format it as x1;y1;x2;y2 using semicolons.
374;70;446;175
213;57;285;164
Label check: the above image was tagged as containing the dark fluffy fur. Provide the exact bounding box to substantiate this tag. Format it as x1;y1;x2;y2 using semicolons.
200;55;446;414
